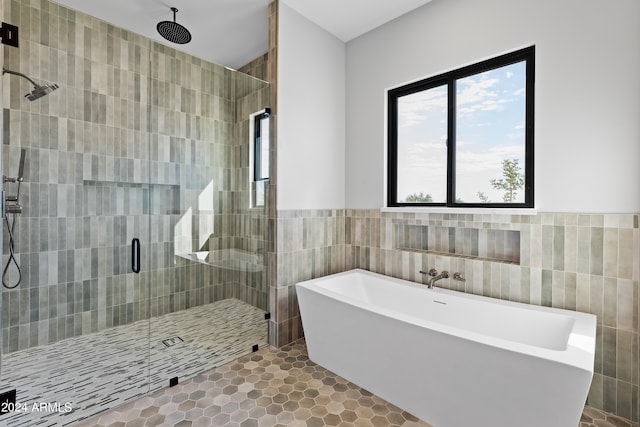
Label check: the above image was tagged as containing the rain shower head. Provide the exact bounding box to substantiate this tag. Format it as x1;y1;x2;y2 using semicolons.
157;7;192;45
2;67;58;101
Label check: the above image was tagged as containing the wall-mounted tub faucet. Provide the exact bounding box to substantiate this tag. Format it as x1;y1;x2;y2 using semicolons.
2;148;26;289
419;269;449;289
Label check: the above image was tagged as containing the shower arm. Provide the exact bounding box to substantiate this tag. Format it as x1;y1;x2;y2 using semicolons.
2;67;40;87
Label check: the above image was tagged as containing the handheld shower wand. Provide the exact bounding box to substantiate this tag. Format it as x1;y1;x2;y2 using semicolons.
17;147;25;180
3;148;25;289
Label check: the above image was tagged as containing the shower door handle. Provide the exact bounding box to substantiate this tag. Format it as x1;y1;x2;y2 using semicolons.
131;238;141;273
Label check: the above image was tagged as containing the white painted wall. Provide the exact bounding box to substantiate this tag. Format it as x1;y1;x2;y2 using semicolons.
345;0;640;212
277;2;346;209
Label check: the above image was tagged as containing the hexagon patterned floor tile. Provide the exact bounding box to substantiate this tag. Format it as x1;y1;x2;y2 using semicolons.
76;339;637;427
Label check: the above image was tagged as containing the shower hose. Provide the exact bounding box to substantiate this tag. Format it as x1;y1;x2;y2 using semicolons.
2;211;21;289
2;180;22;289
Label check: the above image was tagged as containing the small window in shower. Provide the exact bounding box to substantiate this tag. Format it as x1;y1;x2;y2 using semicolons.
251;108;270;207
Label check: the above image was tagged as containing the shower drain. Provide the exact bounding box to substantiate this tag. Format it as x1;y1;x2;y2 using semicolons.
162;336;184;347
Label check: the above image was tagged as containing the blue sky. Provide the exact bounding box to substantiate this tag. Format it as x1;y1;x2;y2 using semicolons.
396;61;526;203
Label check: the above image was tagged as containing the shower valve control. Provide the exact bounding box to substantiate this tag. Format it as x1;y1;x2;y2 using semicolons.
5;204;22;215
3;189;22;216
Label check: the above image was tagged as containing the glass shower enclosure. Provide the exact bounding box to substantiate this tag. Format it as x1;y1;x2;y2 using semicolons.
0;1;270;425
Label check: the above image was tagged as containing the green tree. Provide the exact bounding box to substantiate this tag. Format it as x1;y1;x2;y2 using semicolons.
490;159;524;203
477;191;490;203
405;192;433;203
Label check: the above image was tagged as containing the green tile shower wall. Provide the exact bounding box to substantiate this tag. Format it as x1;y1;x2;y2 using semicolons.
273;209;640;421
0;0;269;353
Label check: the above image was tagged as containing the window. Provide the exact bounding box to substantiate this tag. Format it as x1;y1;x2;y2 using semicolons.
250;108;270;207
388;46;534;207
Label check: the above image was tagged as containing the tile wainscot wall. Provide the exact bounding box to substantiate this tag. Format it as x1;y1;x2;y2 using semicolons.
272;209;640;422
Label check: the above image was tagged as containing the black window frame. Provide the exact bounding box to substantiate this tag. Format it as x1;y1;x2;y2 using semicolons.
253;108;270;182
387;46;535;208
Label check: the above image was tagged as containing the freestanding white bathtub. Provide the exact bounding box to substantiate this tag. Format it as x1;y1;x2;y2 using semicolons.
296;269;596;427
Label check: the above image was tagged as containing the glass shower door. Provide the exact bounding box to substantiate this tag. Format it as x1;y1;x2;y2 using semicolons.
147;43;270;391
0;1;152;424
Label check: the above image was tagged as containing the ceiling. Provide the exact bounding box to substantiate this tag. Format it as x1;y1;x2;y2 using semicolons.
52;0;432;69
283;0;432;43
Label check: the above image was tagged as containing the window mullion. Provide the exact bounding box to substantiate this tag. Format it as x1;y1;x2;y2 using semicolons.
446;78;456;206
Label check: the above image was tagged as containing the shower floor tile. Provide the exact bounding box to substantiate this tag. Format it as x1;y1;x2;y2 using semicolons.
0;298;267;427
73;339;634;427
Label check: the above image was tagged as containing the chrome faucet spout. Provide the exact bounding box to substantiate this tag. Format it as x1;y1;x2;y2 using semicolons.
427;270;449;289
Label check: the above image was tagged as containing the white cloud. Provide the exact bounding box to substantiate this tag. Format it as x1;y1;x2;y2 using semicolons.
458;98;508;115
398;87;447;127
457;76;499;106
456;144;524;173
456;75;515;117
405;141;443;155
397;143;448;200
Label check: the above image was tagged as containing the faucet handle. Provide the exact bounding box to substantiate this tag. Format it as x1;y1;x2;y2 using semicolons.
5;204;22;214
440;270;449;278
453;272;465;281
419;268;438;277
